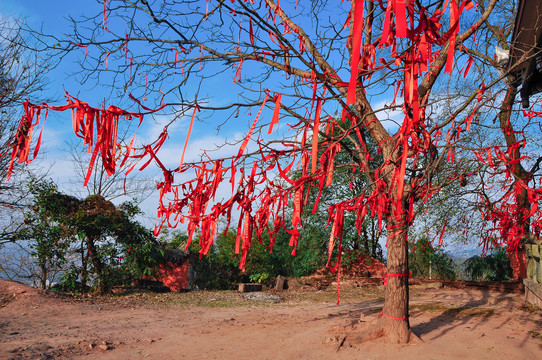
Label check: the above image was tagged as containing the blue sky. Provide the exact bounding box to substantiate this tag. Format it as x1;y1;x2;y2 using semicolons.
1;2;172;224
0;1;484;257
0;1;291;228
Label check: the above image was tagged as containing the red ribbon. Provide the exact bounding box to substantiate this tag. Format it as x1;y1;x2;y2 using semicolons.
379;311;408;321
179;105;201;169
346;0;364;105
268;93;281;134
311;98;322;173
235;92;269;161
382;271;411;285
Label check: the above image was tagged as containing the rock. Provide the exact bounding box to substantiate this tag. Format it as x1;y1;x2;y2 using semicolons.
285;278;302;290
274;275;288;291
88;343;96;350
240;292;283;302
98;344;111;351
238;283;262;292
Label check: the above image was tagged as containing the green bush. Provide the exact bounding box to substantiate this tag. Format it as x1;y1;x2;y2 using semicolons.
409;237;456;280
464;249;512;281
161;225;329;290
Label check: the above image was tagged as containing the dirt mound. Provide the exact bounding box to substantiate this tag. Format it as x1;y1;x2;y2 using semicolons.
340;251;386;278
0;280;42;307
298;253;386;290
312;252;386;279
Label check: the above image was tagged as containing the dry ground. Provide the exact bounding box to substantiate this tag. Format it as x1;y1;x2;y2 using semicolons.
0;278;541;359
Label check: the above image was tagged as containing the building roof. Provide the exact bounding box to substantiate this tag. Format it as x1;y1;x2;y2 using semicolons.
508;0;542;106
508;0;542;77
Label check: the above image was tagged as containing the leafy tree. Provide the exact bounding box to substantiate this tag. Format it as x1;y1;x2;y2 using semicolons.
31;181;163;293
16;181;73;289
464;248;513;281
409;237;456;280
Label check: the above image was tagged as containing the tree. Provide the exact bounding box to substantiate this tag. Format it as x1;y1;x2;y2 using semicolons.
464;248;512;281
31;182;162;293
17;181;72;289
438;1;542;279
13;0;504;343
0;19;53;244
409;237;456;280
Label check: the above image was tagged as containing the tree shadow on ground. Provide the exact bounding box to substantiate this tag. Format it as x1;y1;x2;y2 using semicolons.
410;288;534;341
313;286;540;345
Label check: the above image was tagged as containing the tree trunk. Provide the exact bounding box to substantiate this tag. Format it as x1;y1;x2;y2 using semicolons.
378;212;413;343
371;220;378;259
39;261;47;290
87;237;106;293
80;243;88;291
498;86;529;279
362;226;369;253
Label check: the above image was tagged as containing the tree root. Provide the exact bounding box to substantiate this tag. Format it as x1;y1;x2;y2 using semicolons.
331;314;422;350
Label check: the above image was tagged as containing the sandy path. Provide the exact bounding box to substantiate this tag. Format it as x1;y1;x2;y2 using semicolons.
0;279;541;359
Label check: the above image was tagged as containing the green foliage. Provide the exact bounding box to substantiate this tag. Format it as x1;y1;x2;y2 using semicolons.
409;237;456;280
18;179;164;293
54;265;82;293
10;181;74;289
464;249;512;281
161;226;329;290
249;273;269;284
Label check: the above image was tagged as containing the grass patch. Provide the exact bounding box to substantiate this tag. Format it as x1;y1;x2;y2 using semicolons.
411;302;495;317
529;331;542;342
104;283;385;308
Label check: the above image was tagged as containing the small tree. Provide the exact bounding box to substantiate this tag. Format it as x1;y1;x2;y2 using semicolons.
464;248;513;281
30;183;163;293
409;237;456;280
19;181;73;289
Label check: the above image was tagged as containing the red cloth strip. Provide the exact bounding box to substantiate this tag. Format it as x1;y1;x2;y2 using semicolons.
311;98;322;173
382;271;411;285
346;0;364;105
268;93;281;134
235;92;269;161
179;105;200;169
379;311;408;321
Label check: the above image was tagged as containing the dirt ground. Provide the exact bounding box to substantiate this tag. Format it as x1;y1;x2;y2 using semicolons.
1;278;541;359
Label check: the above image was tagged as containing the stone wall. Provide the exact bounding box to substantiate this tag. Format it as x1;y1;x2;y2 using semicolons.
524;241;542;307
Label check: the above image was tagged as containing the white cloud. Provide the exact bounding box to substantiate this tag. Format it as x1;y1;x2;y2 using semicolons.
371;99;405;133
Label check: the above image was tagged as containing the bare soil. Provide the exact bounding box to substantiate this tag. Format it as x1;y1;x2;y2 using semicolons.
1;278;541;359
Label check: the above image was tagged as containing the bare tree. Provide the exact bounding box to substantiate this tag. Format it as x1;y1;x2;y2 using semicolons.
0;18;54;244
14;0;506;343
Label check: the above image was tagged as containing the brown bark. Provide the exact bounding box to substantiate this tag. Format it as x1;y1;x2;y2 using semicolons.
87;237;106;294
39;262;48;290
499;86;529;279
80;244;89;291
378;209;414;343
347;200;418;345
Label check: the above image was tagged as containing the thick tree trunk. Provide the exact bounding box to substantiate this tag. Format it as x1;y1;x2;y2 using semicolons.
499;86;529;279
378;212;413;343
347;209;416;345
